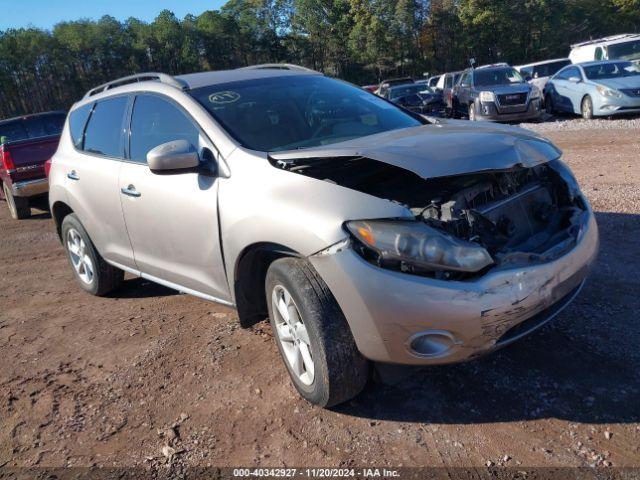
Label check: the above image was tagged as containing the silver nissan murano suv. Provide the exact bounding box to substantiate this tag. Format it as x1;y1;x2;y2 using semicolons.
49;65;599;407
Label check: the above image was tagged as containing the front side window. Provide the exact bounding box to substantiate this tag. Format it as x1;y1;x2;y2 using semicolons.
83;97;128;157
129;95;200;164
190;75;423;152
474;68;524;87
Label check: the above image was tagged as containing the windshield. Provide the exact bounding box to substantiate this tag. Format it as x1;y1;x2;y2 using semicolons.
390;84;433;99
0;114;65;144
474;67;524;87
607;39;640;61
583;61;640;80
191;75;423;152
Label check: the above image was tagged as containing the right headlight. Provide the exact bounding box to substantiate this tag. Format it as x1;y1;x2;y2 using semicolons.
345;220;494;273
479;91;496;102
596;85;623;98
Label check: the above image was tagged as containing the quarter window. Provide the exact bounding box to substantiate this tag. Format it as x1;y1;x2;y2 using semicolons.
129;95;200;164
83;97;128;157
69;103;94;149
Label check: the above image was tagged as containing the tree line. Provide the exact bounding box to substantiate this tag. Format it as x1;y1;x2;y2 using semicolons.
0;0;638;118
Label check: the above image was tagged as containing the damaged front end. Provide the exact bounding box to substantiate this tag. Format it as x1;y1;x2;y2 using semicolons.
272;155;589;280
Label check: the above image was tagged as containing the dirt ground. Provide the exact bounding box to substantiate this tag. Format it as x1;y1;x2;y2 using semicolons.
1;124;639;472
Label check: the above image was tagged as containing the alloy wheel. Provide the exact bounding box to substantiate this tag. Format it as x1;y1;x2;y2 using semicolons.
66;228;94;285
271;284;315;386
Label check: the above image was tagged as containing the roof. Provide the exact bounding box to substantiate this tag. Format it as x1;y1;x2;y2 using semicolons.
515;58;570;69
571;33;640;49
0;110;66;125
574;59;634;67
177;68;321;90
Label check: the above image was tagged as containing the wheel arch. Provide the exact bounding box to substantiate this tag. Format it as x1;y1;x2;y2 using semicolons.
51;201;74;240
232;242;302;328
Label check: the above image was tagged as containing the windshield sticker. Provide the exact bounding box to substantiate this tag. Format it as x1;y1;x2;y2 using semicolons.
209;91;241;104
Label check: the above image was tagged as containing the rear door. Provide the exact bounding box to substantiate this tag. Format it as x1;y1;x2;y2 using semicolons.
61;96;135;267
118;93;229;301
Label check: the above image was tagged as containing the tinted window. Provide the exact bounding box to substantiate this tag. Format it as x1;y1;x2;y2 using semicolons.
129;95;200;164
190;75;422;152
0;113;66;144
607;39;640;61
83;97;128;157
69;103;94;149
532;60;571;78
0;121;28;143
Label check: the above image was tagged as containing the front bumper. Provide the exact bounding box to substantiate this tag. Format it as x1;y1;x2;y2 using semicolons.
11;177;49;197
475;98;542;122
593;94;640;116
310;207;599;365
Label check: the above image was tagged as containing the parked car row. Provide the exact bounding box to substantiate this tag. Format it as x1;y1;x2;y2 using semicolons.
1;64;599;409
381;33;640;123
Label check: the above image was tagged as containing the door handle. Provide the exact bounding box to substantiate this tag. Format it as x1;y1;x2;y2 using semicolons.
67;171;79;181
121;185;141;198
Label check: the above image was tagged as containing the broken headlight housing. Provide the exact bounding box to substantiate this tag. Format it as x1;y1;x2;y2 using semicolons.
346;220;494;273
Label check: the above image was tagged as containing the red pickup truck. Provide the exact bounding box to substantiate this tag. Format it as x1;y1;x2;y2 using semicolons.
0;111;66;219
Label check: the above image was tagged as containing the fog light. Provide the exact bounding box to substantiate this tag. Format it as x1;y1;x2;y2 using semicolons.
408;330;458;357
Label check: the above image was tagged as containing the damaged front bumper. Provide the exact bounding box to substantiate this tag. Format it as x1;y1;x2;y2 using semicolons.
309;206;599;365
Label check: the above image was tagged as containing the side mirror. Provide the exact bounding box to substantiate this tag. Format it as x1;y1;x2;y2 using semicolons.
568;76;581;83
147;140;200;173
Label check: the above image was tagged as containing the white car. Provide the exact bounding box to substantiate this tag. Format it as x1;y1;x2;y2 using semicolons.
569;34;640;65
515;58;571;93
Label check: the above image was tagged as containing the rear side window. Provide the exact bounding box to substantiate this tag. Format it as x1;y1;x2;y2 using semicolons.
83;97;128;158
69;103;93;149
129;95;200;164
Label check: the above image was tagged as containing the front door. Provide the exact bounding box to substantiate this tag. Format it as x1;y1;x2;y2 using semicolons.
118;93;230;301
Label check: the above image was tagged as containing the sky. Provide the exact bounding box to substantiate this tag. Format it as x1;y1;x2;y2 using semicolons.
0;0;227;31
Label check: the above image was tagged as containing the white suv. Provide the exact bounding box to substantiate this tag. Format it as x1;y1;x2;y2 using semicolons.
569;34;640;64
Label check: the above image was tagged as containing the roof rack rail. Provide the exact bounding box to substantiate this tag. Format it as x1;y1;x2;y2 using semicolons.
83;72;188;99
237;63;318;73
571;33;640;49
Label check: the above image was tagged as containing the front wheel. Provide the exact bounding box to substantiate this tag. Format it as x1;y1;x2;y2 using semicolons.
61;214;124;296
266;258;369;407
581;95;594;120
2;182;31;220
468;103;477;121
545;94;555;115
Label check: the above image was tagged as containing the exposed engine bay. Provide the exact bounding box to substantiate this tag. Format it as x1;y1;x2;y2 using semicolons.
272;155;588;277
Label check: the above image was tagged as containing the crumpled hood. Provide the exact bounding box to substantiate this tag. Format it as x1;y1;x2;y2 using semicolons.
270;120;562;179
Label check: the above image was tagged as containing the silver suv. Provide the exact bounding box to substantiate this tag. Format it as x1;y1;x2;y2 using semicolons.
49;66;599;407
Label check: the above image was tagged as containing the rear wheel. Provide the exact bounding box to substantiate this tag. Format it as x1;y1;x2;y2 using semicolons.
266;258;369;407
581;95;594;120
61;214;124;296
2;182;30;220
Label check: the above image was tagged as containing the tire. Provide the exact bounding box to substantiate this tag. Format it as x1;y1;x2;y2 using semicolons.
581;95;593;120
468;103;476;121
2;182;31;220
265;258;369;407
61;214;124;296
545;94;555;115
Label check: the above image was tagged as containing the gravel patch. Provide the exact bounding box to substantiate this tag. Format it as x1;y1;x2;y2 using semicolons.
520;114;640;132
